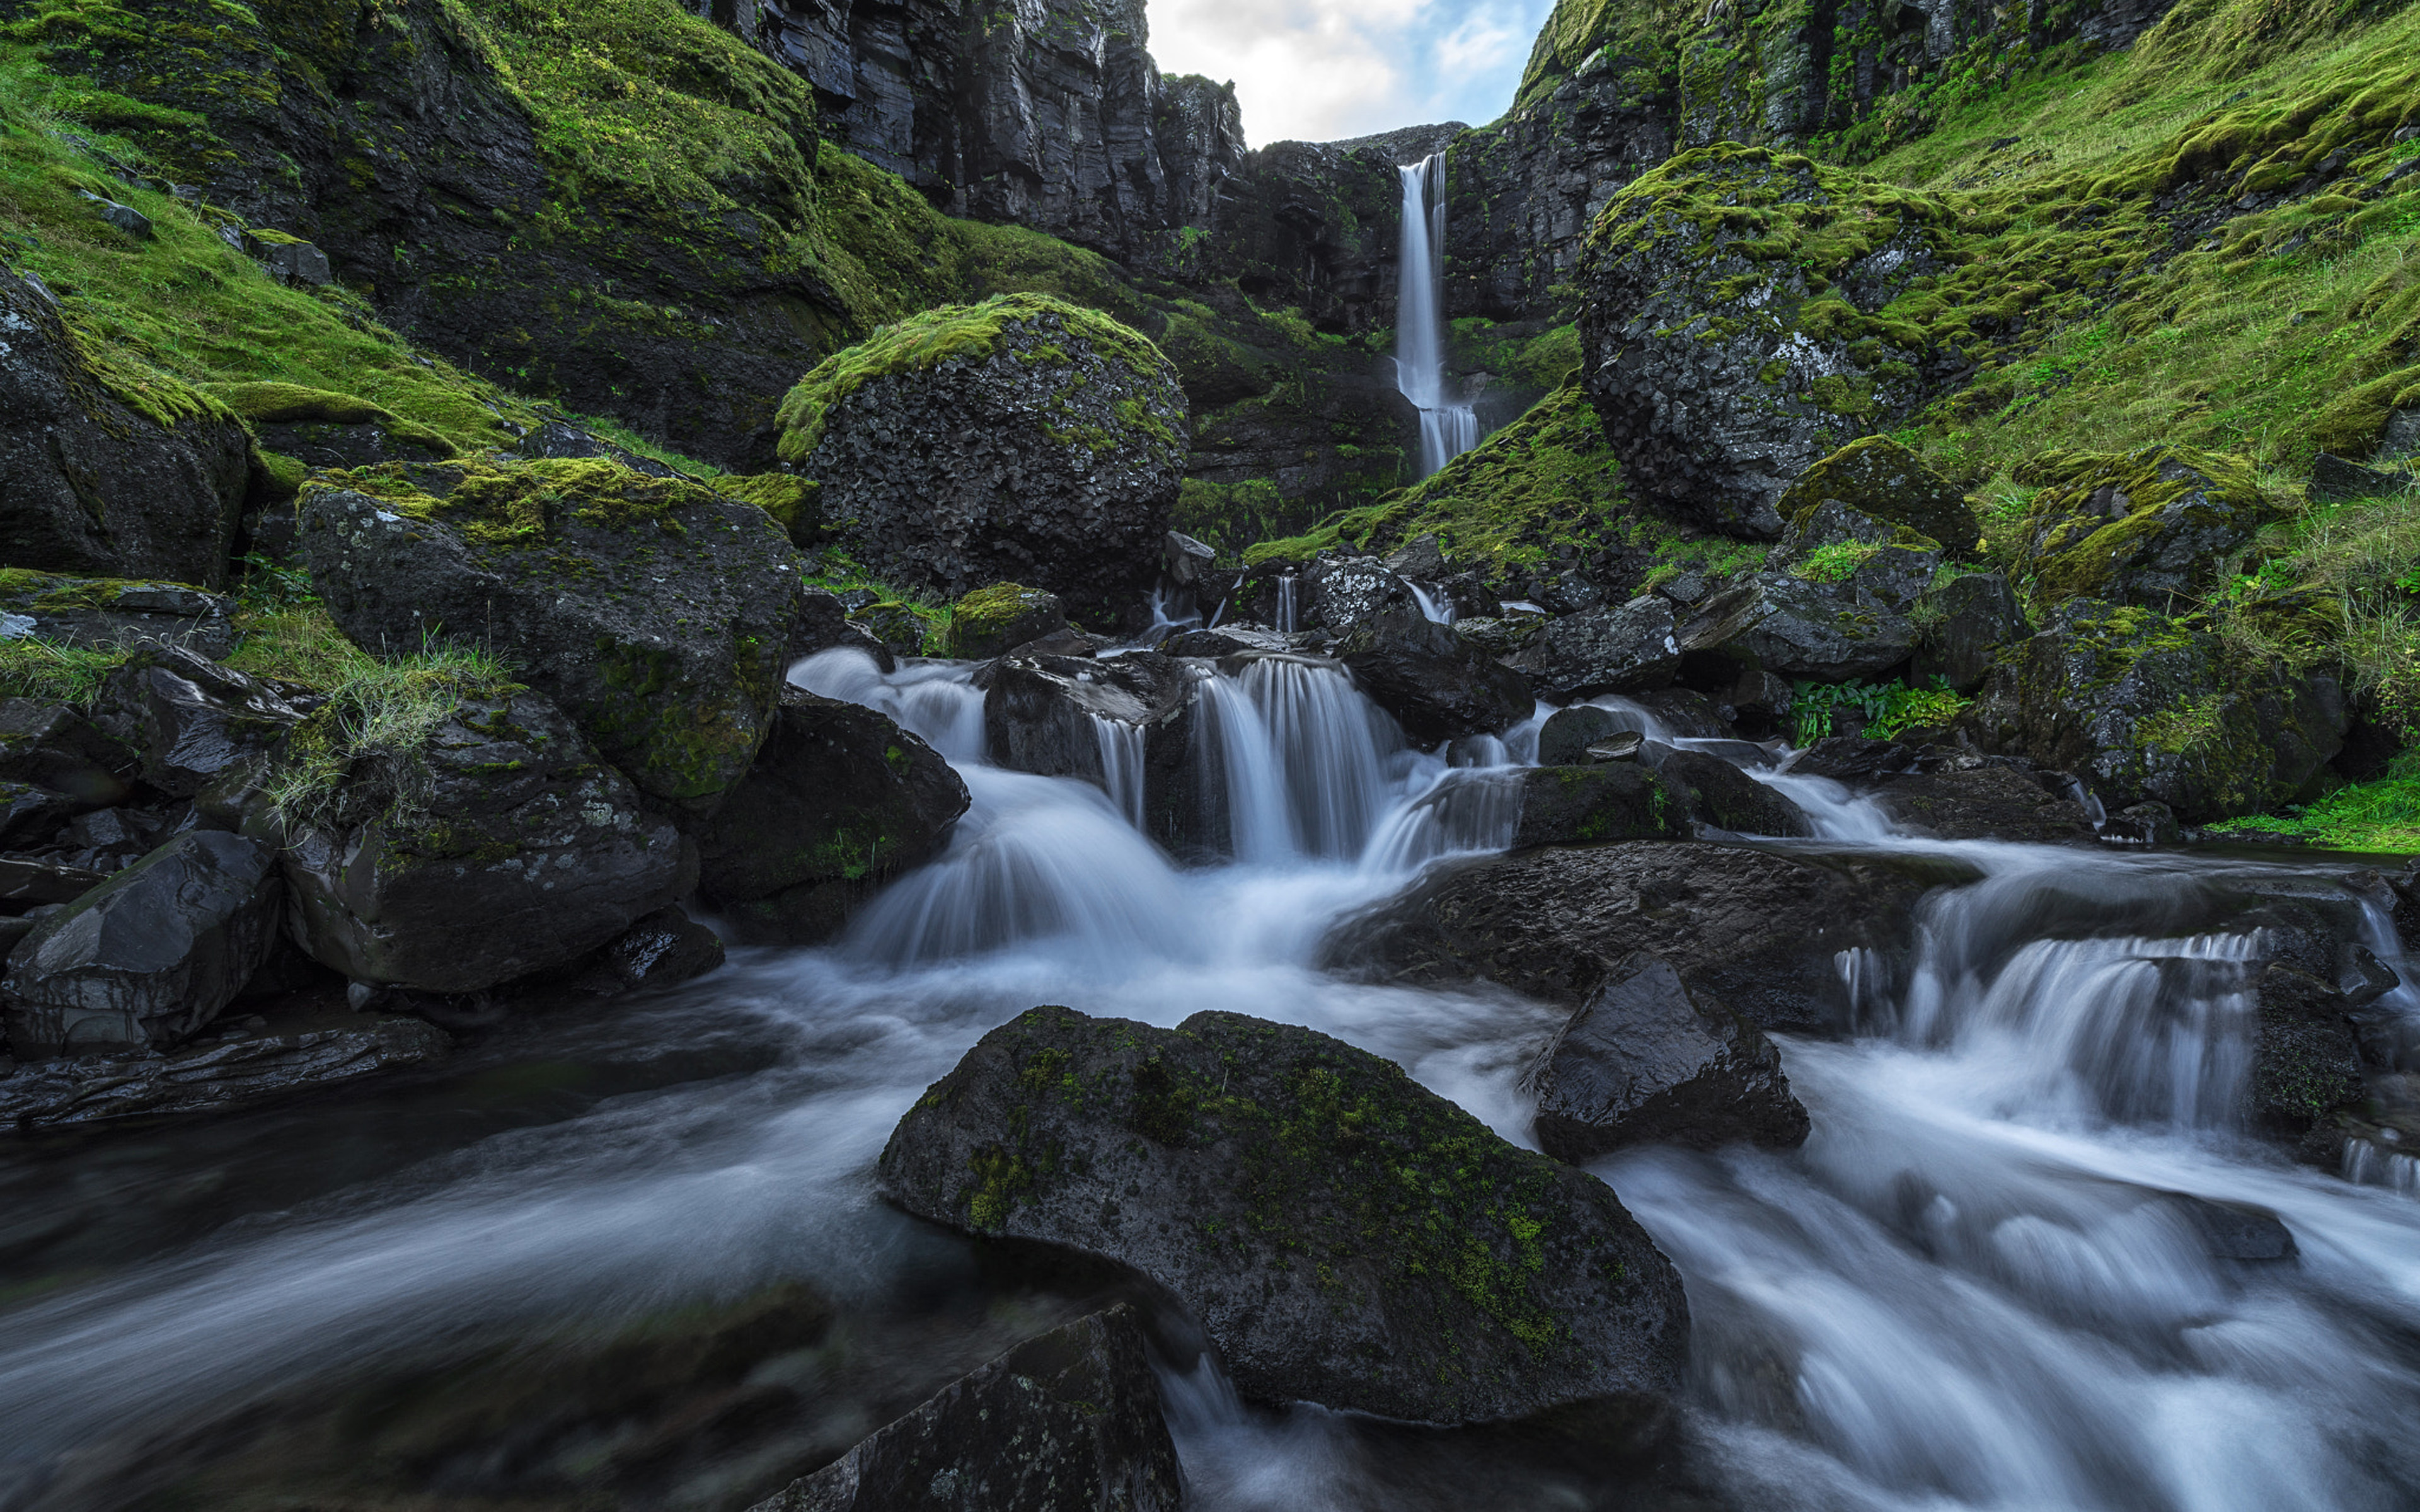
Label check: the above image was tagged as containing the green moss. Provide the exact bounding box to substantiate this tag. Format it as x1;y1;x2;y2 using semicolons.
711;472;822;544
1792;540;1881;583
945;581;1060;658
0;638;129;706
2211;749;2420;852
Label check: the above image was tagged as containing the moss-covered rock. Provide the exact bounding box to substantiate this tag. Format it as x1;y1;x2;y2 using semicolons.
1777;436;1979;557
1511;762;1691;849
2008;446;2274;608
1576;145;1966;537
297;456;802;813
879;1005;1688;1426
945;583;1066;660
778;293;1187;620
0;570;236;661
1961;598;2349;822
204;382;459;472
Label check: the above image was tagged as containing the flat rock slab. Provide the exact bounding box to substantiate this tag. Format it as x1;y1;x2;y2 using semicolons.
880;1006;1686;1426
749;1305;1180;1512
0;1014;449;1128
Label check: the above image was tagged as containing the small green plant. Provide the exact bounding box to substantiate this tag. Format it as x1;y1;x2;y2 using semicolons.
260;633;523;830
1791;541;1882;583
1792;677;1971;745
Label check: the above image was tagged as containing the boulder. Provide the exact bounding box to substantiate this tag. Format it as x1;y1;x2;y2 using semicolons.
1322;840;1934;1033
1785;735;1922;784
1577;147;1957;536
557;906;727;998
0;267;251;587
0;699;130;810
0;782;77;849
1775;437;1981;557
1657;749;1810;837
748;1305;1181;1512
280;690;684;993
1913;571;2027;692
879;1006;1687;1425
1162;529;1219;588
1511;764;1691;849
1455;611;1547;658
1871;764;2097;842
946;583;1068;660
1676;572;1920;685
696;687;970;944
299;456;801;812
789;588;896;671
777;294;1187;621
0;573;237;660
982;646;1190;820
1537;705;1622;765
0;1011;449;1127
1960;599;2346;822
1337;605;1533;743
1529;956;1809;1161
2008;447;2272;607
1301;553;1416;637
2;830;282;1055
1769;498;1943;607
207;382;458;477
2250;963;2366;1161
1512;598;1681;701
92;645;301;798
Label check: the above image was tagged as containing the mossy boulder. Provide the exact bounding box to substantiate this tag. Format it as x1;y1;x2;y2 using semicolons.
204;381;457;472
297;457;802;813
1960;599;2348;822
945;583;1067;660
1512;763;1691;849
0;571;236;661
777;294;1188;621
0;267;251;588
1576;146;1962;537
879;1005;1688;1426
1777;437;1979;558
2010;447;2273;608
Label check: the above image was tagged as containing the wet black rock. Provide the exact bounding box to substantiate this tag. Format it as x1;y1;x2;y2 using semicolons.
698;687;970;944
1913;571;2029;693
1529;956;1809;1160
0;855;110;907
1785;736;1921;784
3;830;282;1055
2105;801;2184;846
2250;963;2366;1159
982;646;1190;831
879;1005;1687;1426
1301;554;1416;637
1454;612;1548;658
556;906;726;998
0;574;238;661
1537;706;1622;766
0;268;251;587
2165;1194;2297;1263
0;1011;449;1128
1657;749;1810;838
1337;605;1533;743
1511;764;1690;849
282;690;684;994
749;1305;1182;1512
93;645;302;799
1872;765;2098;843
1676;572;1919;686
1513;598;1681;701
1323;840;1932;1033
0;700;132;810
790;589;896;672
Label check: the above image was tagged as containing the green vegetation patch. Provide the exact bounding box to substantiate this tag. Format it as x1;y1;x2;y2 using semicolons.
2211;750;2420;854
260;626;524;830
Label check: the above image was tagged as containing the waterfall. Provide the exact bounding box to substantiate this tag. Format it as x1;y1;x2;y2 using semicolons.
1395;153;1478;479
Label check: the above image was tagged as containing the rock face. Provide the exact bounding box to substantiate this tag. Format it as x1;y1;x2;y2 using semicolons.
0;1012;449;1127
1514;598;1681;701
2010;447;2272;605
281;690;684;994
0;573;238;661
1872;764;2098;842
1337;606;1533;743
1512;764;1691;849
1961;600;2346;822
747;1306;1182;1512
981;644;1190;835
1672;498;1939;684
0;699;132;813
1530;956;1810;1161
2250;963;2367;1158
0;269;251;588
880;1006;1688;1425
3;830;282;1055
1913;571;2028;692
93;646;301;799
1577;146;1958;536
299;458;800;812
696;688;970;944
1324;841;1932;1033
780;294;1187;621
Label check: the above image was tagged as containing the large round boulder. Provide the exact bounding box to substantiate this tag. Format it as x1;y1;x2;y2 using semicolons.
776;293;1187;621
879;1005;1687;1426
1576;146;1961;537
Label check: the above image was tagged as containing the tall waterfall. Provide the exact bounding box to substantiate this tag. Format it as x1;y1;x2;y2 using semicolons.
1394;153;1478;478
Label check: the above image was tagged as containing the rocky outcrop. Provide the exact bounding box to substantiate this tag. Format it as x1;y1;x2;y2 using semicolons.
2008;447;2273;607
1872;764;2099;842
1213;125;1461;332
1775;437;1979;558
299;458;800;812
1913;570;2028;692
0;574;237;661
1514;598;1681;701
3;830;282;1055
0;1011;449;1127
0;699;133;816
879;1005;1687;1426
93;646;301;800
1323;840;1933;1033
1337;607;1533;743
1512;764;1690;849
696;688;969;944
1657;748;1811;837
747;1306;1181;1512
1529;956;1809;1161
779;294;1187;621
0;268;251;588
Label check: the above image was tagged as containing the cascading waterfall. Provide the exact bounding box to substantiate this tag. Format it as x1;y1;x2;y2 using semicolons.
1395;154;1478;478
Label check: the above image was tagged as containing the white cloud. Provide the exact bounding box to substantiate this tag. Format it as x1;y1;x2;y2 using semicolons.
1148;0;1556;146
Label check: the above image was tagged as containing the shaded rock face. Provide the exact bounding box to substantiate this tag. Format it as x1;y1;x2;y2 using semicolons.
748;1305;1182;1512
1657;749;1810;838
1512;764;1691;849
982;645;1192;837
1961;599;2347;822
1537;706;1623;766
697;687;969;943
880;1006;1688;1426
299;463;800;812
0;699;133;815
1530;957;1810;1162
1515;598;1681;701
1337;607;1533;743
0;1011;449;1128
1301;554;1417;638
1323;840;1932;1034
2010;447;2272;606
93;645;302;801
3;830;282;1055
282;691;684;994
2250;962;2367;1159
1678;572;1918;685
0;574;238;662
793;307;1187;621
1872;764;2098;842
0;268;251;587
1213;125;1462;332
1776;436;1979;558
1914;571;2028;693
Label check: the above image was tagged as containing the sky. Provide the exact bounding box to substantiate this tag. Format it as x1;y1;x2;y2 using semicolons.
1146;0;1558;146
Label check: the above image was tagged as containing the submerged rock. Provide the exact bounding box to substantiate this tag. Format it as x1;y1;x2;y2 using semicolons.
749;1305;1181;1512
1511;764;1690;849
1337;604;1533;742
2250;962;2366;1160
0;1011;449;1128
1529;956;1809;1160
879;1005;1688;1425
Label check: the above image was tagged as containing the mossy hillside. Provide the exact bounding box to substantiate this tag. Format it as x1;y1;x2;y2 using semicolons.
2000;444;2277;604
1512;0;1694;113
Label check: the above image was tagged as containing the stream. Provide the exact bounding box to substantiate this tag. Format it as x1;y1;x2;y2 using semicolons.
3;648;2419;1510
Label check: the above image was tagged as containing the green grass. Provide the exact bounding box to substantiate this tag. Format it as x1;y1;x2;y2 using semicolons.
261;629;524;829
2210;750;2420;853
0;637;129;705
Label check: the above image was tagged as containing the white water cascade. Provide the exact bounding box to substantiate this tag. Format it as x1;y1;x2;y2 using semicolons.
1395;153;1478;478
